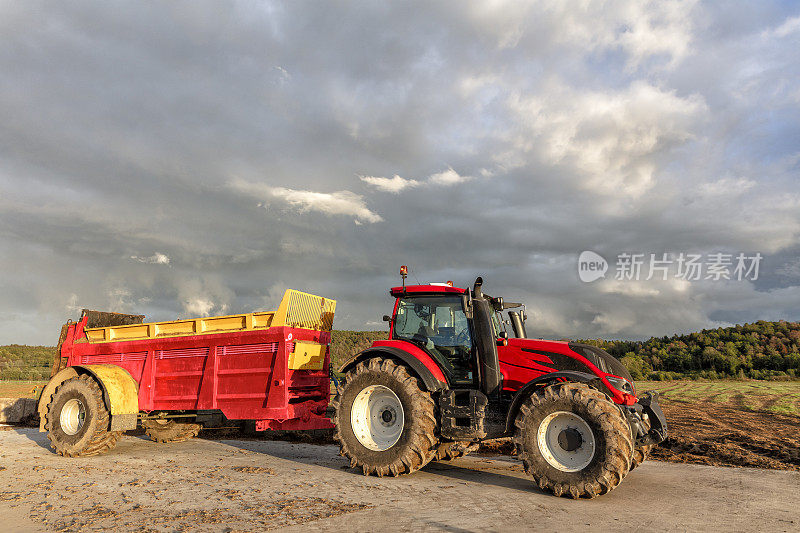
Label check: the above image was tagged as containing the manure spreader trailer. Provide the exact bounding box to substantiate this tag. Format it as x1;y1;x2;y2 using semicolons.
38;289;336;456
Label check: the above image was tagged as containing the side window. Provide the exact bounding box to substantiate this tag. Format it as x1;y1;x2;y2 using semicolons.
393;296;474;384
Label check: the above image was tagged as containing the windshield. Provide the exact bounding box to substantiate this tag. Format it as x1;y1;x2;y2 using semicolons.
491;311;505;337
392;295;473;383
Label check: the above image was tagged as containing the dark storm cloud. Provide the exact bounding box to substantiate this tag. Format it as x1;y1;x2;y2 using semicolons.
1;1;799;344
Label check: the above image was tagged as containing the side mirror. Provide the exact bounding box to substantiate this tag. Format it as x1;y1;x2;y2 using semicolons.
382;315;392;322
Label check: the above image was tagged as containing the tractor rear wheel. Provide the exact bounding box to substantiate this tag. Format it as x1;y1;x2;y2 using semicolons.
45;374;122;457
434;440;478;461
513;382;633;499
332;358;438;476
142;419;202;443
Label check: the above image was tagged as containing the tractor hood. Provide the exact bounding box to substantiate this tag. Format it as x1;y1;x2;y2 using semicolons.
500;338;636;399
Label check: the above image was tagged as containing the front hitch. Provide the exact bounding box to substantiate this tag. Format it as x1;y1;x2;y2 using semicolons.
624;391;668;447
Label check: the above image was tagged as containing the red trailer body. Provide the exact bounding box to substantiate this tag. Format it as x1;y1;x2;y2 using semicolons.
59;321;333;430
39;290;337;456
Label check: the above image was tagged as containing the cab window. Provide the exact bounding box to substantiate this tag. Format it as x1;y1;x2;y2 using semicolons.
393;295;473;383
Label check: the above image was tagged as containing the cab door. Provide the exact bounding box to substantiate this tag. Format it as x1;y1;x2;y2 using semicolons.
392;295;475;386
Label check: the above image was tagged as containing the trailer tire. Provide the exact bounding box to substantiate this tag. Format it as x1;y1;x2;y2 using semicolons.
513;382;633;499
434;440;478;461
45;374;122;457
332;358;438;477
142;419;202;443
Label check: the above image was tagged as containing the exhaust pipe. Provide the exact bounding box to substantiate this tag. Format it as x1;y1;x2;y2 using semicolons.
509;311;527;338
473;276;483;298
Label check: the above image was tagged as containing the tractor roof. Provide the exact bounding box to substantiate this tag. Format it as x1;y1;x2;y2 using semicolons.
390;284;467;297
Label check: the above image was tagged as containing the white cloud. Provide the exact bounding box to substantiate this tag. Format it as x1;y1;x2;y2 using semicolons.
230;179;383;223
507;81;706;198
130;252;170;265
465;0;696;69
428;167;471;186
183;297;217;317
548;0;696;70
178;277;233;318
361;167;471;193
768;15;800;38
359;174;421;193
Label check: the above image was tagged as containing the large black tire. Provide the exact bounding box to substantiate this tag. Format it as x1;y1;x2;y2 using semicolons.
142;419;202;443
45;374;122;457
434;440;478;461
332;358;438;477
513;382;633;499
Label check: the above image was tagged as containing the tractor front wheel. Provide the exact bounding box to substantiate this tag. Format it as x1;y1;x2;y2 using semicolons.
332;358;438;476
514;382;633;498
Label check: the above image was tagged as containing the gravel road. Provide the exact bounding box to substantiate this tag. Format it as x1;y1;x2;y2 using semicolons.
1;427;798;532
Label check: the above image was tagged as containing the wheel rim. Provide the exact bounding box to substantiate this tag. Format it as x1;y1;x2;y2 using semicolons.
60;398;86;436
350;385;404;451
537;411;595;472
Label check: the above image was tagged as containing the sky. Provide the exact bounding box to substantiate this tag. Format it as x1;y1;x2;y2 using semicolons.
1;1;799;345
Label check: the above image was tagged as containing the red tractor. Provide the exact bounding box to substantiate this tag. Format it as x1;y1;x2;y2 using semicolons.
333;273;667;498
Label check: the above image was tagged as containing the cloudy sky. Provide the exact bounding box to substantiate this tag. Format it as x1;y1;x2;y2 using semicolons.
1;1;799;345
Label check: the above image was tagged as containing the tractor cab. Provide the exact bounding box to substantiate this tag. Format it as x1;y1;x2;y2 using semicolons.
390;291;474;384
388;276;517;401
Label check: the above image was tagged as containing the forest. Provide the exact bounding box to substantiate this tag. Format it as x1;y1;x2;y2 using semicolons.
2;320;798;381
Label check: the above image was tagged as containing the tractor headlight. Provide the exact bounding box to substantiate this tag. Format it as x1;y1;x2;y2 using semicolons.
605;375;633;394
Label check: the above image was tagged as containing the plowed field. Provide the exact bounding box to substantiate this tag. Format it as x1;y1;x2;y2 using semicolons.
639;380;800;470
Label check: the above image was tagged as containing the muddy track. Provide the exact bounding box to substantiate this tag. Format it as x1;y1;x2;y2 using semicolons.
3;428;800;532
652;403;800;470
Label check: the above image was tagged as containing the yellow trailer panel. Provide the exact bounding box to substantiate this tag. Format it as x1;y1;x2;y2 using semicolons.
82;289;335;343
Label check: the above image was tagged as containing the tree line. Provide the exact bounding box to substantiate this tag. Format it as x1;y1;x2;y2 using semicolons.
579;320;800;380
2;320;798;381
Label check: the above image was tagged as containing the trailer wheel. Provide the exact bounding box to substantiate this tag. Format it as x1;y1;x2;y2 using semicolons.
513;382;633;499
45;374;122;457
434;440;478;461
142;419;202;443
332;358;438;477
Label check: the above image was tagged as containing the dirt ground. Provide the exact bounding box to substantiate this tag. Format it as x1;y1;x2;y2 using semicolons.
0;381;47;399
652;403;800;470
1;428;799;532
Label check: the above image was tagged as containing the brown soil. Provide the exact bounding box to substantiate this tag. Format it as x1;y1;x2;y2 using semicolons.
652;403;800;471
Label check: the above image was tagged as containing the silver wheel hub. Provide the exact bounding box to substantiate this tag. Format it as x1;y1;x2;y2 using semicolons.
351;385;404;451
60;398;86;436
537;411;595;472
